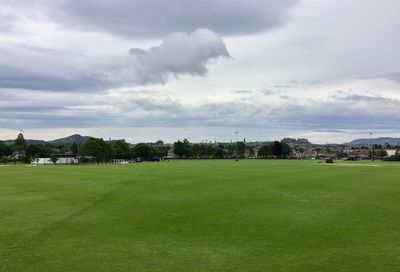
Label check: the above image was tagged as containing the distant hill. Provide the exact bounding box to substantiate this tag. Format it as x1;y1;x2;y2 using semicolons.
48;134;90;145
3;134;90;146
348;137;400;146
3;139;46;146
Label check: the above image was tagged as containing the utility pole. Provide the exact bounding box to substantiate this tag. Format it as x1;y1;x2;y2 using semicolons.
77;144;80;165
370;132;374;161
235;131;239;161
205;139;208;160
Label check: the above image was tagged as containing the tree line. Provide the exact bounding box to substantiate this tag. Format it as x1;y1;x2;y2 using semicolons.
0;133;293;164
172;139;291;159
0;134;168;164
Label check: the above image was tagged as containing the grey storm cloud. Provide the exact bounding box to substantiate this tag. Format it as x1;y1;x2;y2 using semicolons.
2;89;400;131
332;90;400;104
47;0;298;38
376;71;400;84
0;29;229;91
233;90;253;94
383;71;400;84
360;71;400;84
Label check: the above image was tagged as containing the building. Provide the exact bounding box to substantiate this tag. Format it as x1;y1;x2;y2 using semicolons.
32;157;79;165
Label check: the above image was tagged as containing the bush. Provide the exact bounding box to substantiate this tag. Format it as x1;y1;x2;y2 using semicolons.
1;157;8;165
382;155;400;161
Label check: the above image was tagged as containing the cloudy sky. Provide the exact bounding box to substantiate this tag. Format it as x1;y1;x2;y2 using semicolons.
1;0;400;143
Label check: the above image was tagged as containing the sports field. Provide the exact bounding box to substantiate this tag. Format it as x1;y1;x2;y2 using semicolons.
1;160;399;271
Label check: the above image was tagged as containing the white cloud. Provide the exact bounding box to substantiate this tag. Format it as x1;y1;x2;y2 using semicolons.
106;28;230;86
0;28;229;91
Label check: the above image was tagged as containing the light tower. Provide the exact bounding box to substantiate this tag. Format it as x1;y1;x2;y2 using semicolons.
370;132;374;161
235;131;239;161
204;139;208;160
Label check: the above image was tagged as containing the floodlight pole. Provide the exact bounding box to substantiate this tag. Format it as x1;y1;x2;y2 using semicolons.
370;132;374;161
235;131;239;161
205;139;208;159
77;144;80;165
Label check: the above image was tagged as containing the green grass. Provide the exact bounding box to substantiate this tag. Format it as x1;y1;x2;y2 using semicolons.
1;160;400;271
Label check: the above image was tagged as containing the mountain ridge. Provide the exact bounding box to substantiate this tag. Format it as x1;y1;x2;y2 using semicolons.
3;134;90;146
347;137;400;146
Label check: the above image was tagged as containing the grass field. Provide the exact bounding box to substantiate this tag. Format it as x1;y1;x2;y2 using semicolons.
1;160;400;271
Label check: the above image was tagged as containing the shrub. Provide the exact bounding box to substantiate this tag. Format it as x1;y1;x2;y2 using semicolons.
382;155;400;162
325;158;334;163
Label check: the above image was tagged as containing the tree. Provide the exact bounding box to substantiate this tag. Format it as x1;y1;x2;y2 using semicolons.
227;143;235;157
281;142;292;158
383;155;400;161
227;142;246;158
80;137;112;163
152;146;168;158
173;139;191;158
272;141;283;158
13;133;26;151
132;143;153;160
25;144;44;160
112;140;130;159
50;154;59;165
206;145;216;158
271;141;291;158
237;142;246;157
1;157;8;165
0;140;12;157
71;142;79;154
214;144;226;159
258;144;273;158
173;140;185;158
376;149;388;159
247;147;255;157
57;144;71;154
191;144;201;158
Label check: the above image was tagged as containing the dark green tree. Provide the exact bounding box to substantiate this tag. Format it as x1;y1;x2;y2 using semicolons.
281;142;292;158
50;154;59;165
272;141;283;157
112;140;130;159
206;145;216;158
2;157;9;165
26;144;44;159
270;141;291;158
191;144;201;158
214;144;226;159
152;146;168;158
80;137;112;163
237;142;246;157
375;149;388;159
71;142;79;154
0;140;12;157
173;139;191;158
13;133;26;151
247;147;255;157
258;144;273;158
132;143;153;160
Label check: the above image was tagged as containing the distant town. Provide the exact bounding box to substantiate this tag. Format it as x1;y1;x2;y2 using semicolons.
1;133;399;165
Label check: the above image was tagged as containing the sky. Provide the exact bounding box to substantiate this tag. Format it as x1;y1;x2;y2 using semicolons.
1;0;400;144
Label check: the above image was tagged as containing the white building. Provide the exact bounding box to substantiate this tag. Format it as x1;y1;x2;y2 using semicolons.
32;158;79;165
386;150;398;156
